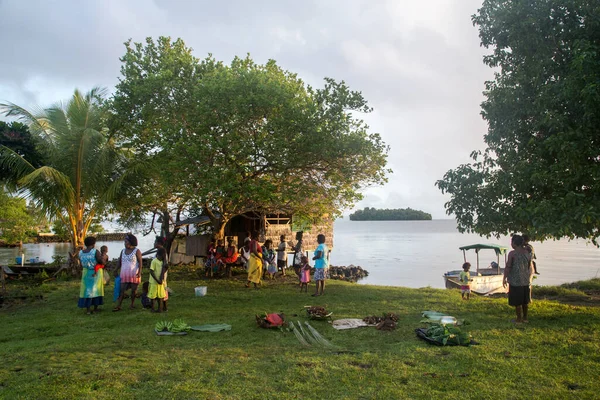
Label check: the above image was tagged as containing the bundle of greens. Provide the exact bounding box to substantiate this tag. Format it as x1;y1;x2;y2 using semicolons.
155;321;173;332
154;319;191;333
170;319;191;333
423;323;472;346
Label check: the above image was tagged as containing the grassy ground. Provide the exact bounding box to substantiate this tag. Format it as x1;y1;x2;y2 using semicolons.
1;271;600;400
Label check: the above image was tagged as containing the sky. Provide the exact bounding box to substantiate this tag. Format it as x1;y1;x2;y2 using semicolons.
0;0;494;219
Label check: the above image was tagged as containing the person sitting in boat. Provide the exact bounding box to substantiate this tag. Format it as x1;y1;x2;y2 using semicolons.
490;261;499;269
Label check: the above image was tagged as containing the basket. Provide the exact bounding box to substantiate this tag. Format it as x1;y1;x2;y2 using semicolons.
195;286;207;297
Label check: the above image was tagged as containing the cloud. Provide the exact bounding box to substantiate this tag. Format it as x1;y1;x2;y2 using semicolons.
0;0;492;218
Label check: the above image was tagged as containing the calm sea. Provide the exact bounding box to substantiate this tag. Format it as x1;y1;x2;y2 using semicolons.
2;219;598;289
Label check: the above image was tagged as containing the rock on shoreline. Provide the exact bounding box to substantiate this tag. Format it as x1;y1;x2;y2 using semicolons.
328;264;369;282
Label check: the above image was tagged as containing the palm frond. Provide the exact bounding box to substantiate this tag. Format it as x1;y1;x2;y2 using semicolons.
0;145;36;181
0;102;51;138
18;166;76;211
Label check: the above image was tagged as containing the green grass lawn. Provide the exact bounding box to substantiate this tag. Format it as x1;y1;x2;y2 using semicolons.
1;272;600;399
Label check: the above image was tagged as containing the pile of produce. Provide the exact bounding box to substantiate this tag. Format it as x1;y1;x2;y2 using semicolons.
155;319;191;333
256;313;286;328
417;323;472;346
362;313;399;330
305;306;332;320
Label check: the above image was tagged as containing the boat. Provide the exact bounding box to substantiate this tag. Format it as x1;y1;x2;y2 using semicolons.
2;260;57;277
444;243;509;295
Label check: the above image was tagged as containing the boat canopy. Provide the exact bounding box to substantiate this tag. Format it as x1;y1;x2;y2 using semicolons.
459;244;509;255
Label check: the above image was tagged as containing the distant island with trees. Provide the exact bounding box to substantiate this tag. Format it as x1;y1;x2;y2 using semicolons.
348;207;432;221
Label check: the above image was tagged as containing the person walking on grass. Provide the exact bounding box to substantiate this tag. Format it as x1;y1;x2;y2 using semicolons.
77;236;106;315
503;234;534;324
113;233;143;311
312;234;329;297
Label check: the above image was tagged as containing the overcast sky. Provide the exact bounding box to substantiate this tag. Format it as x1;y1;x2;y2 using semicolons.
0;0;493;219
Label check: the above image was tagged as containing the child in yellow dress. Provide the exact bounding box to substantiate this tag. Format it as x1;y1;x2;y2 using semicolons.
148;248;167;312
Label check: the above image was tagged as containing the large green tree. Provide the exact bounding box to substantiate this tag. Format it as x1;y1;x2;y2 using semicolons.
111;37;389;241
108;37;209;249
0;187;37;245
0;121;45;181
436;0;600;243
0;88;129;255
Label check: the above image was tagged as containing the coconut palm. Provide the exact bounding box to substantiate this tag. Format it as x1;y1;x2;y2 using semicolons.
0;87;128;255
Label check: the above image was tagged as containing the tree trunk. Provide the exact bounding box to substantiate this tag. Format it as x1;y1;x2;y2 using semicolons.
68;221;86;276
161;208;175;255
217;221;227;241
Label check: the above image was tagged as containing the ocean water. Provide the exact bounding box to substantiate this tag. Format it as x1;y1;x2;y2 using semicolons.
329;219;599;288
2;219;598;289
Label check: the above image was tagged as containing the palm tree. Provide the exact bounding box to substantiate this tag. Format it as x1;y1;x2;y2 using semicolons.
0;88;128;262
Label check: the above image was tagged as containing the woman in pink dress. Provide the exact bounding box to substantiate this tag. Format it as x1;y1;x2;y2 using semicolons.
113;233;143;311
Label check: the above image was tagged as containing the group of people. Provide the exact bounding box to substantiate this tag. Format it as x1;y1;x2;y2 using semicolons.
77;230;331;314
242;231;329;297
77;234;169;315
458;233;538;323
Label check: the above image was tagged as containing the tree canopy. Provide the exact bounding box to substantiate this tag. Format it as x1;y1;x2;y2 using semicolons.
0;121;45;182
349;207;432;221
110;37;389;240
436;0;600;243
0;187;38;245
0;88;129;252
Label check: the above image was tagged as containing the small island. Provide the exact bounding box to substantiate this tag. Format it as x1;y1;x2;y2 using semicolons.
349;207;432;221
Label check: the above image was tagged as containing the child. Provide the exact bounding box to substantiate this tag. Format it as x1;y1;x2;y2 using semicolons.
214;239;226;273
459;262;471;300
92;245;109;277
153;237;169;312
276;235;288;276
148;248;167;312
523;235;539;275
239;240;251;271
140;281;151;309
205;239;217;276
299;255;311;293
262;239;276;280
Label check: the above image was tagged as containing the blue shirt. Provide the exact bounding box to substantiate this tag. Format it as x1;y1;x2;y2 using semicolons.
314;243;329;269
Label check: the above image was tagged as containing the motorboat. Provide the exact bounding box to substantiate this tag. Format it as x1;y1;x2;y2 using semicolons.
444;243;508;295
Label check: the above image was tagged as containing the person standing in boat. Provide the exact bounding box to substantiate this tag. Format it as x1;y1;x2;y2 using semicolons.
503;234;534;323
